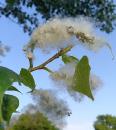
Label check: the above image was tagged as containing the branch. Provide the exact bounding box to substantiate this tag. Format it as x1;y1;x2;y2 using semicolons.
29;45;73;72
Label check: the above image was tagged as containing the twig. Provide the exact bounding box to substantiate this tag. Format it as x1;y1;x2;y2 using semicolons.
29;45;73;72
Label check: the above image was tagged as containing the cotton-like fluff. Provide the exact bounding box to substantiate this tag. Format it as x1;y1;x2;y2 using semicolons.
50;62;102;101
89;74;103;91
29;18;74;52
26;51;34;59
50;62;76;89
27;16;107;52
31;89;70;129
0;43;10;56
64;17;107;51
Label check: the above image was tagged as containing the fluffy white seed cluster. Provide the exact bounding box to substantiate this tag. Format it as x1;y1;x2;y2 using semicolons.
27;16;107;52
50;62;76;89
31;89;70;128
89;74;102;91
0;43;10;56
50;62;102;101
26;51;34;59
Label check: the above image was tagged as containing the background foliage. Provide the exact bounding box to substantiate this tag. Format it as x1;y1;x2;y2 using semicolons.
0;0;116;34
8;112;59;130
94;115;116;130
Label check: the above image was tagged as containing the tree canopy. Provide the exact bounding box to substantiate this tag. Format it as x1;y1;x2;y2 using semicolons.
94;115;116;130
9;112;59;130
0;0;116;34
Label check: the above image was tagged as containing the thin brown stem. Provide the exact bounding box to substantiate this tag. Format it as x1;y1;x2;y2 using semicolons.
29;45;73;72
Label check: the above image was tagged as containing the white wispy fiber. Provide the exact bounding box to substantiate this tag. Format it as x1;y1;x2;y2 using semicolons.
50;62;102;101
26;51;34;59
24;104;37;114
31;89;70;128
27;16;107;52
89;74;103;92
0;43;10;56
50;62;76;89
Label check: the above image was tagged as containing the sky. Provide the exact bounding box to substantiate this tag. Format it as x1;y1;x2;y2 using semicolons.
0;15;116;130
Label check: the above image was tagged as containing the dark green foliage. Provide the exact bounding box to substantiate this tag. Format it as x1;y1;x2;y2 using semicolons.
0;0;116;34
11;112;59;130
2;94;19;123
94;115;116;130
20;68;36;91
0;66;35;94
7;86;22;93
0;66;35;125
0;66;20;93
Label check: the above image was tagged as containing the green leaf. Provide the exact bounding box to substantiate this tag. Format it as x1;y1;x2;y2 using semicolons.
20;68;35;90
62;54;79;64
72;56;94;100
0;66;20;93
2;94;19;123
7;86;22;93
43;67;53;73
